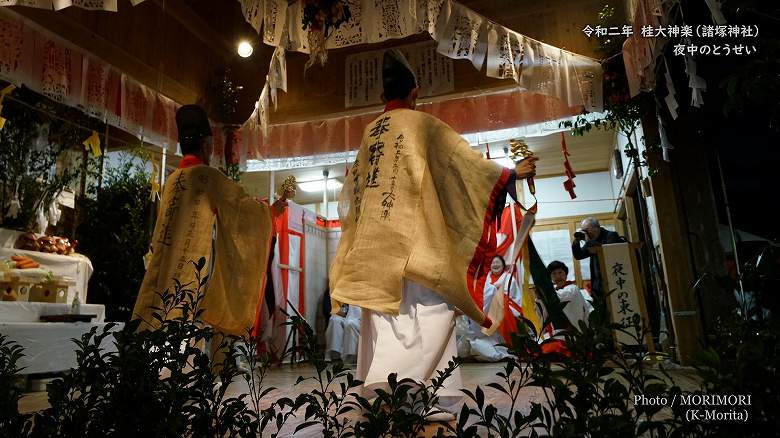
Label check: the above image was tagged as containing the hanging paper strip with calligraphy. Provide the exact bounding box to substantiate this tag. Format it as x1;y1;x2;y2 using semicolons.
262;0;287;47
239;0;264;33
0;0;52;8
486;25;523;82
0;8;180;149
435;1;487;70
53;0;117;11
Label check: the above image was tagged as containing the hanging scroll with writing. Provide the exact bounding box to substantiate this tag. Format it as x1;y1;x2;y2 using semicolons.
345;40;454;108
53;0;117;11
0;0;52;8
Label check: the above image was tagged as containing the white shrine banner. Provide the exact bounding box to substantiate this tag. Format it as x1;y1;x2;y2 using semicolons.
0;0;123;10
599;243;653;349
344;40;454;108
239;0;263;33
239;0;603;142
435;0;487;70
0;0;52;7
486;24;523;82
361;0;420;44
262;0;287;47
53;0;117;11
0;0;146;9
268;46;287;109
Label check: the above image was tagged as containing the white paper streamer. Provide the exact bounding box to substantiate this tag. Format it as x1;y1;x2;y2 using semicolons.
328;0;364;49
363;0;418;44
47;199;61;226
53;0;117;11
268;46;287;110
436;0;487;70
238;0;604;136
658;115;673;162
704;0;728;25
663;58;679;119
684;55;706;108
7;194;20;219
239;0;264;33
263;0;287;47
0;0;52;8
485;24;523;81
259;81;270;140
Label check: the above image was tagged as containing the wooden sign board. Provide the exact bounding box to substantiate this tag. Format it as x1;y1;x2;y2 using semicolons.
598;242;654;352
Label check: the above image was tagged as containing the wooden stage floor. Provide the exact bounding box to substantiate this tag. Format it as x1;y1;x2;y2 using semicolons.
18;362;701;437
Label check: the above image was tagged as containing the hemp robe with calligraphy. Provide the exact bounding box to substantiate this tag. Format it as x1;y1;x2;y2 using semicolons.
330;108;511;327
133;165;273;336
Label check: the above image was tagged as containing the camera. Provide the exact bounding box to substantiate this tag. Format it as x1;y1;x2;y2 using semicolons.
574;231;586;240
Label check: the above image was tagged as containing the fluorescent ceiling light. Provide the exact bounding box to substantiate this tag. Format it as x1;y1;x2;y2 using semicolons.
237;41;253;58
298;179;343;193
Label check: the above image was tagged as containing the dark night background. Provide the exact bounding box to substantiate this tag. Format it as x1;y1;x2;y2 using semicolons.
670;0;779;249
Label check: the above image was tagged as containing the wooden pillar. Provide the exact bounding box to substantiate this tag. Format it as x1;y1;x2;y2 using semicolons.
641;111;703;365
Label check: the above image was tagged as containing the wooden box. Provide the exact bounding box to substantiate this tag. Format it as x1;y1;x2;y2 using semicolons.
0;274;34;302
29;280;69;304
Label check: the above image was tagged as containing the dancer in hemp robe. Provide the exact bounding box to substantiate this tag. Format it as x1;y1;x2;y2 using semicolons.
329;49;537;421
133;105;273;375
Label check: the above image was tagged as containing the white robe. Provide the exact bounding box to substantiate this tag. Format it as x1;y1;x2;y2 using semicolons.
325;305;361;361
357;280;462;405
456;274;512;362
487;271;522;316
556;283;593;329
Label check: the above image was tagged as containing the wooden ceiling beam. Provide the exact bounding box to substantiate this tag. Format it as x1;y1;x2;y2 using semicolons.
150;0;233;61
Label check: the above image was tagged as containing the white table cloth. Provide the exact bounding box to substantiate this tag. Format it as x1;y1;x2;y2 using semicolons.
0;322;122;374
0;301;105;323
0;247;93;304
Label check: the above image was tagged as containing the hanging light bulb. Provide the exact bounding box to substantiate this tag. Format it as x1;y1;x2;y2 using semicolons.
237;41;254;58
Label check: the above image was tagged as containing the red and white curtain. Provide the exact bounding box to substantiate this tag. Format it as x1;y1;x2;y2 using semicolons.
0;8;178;149
0;0;147;11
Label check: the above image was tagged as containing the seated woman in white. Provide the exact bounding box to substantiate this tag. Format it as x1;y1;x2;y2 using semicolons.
457;255;514;362
547;260;593;330
486;254;522;316
325;304;361;363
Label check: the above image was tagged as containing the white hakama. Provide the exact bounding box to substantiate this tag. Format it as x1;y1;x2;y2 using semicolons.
325;305;361;362
457;282;512;362
556;284;593;329
357;280;463;406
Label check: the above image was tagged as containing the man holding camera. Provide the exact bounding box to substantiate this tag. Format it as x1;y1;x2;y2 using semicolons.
572;217;625;300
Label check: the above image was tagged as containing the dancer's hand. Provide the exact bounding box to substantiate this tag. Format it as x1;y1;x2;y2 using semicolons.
515;157;538;179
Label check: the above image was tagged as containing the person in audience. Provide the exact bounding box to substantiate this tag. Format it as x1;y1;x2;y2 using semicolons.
486;255;522;316
458;255;520;362
325;303;361;363
571;217;625;300
547;260;593;329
